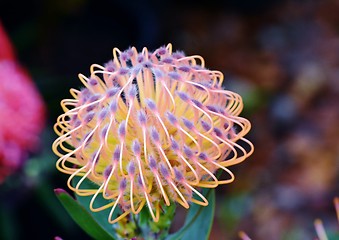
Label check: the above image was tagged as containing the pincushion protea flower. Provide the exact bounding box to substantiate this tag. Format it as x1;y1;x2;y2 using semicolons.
53;44;253;224
0;22;45;183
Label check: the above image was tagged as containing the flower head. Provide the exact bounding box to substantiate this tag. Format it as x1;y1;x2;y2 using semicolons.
53;44;253;223
0;23;45;182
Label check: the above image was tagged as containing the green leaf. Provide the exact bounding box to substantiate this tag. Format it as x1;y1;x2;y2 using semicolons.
166;188;215;240
72;177;121;236
54;188;115;240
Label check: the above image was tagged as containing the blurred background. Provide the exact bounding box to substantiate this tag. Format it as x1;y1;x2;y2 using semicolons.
0;0;338;239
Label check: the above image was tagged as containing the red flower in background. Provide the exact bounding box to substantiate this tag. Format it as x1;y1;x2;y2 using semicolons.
0;22;15;61
0;21;45;183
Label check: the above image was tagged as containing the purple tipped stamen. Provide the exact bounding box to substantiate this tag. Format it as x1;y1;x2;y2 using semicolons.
160;164;170;179
170;137;180;152
166;111;178;125
113;145;121;162
148;155;157;170
106;87;119;98
168;71;181;80
157;47;167;55
183;145;194;158
174;168;184;182
119;178;127;191
137;175;143;187
101;125;109;139
132;140;141;155
91;152;100;164
191;99;204;108
162;57;173;64
150;127;160;144
120;52;128;62
118;67;129;75
128;85;137;99
213;127;223;137
84;112;95;124
127;161;136;176
178;66;191;72
218;108;225;115
206;105;218;113
89;78;98;86
176;91;190;102
86;104;96;112
132;65;142;75
98;109;108;121
73;120;81;128
145;99;157;111
201;120;211;131
137;54;144;63
110;100;118;113
127;48;134;57
89;94;101;103
104;165;113;178
118;121;126;138
83;132;93;146
182;118;194;130
104;60;116;72
153;69;164;78
198;152;208;161
172;51;185;59
79;88;90;102
137;110;147;126
143;61;152;68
